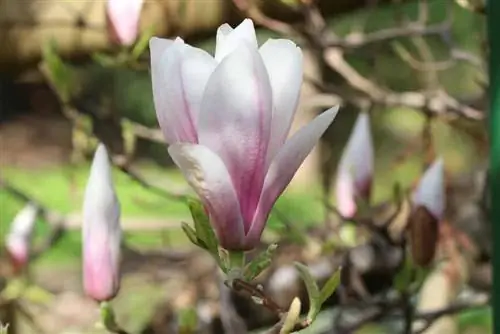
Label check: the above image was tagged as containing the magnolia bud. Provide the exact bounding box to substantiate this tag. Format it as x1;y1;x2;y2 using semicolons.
335;112;374;217
409;158;445;267
5;203;38;272
106;0;144;46
82;144;121;302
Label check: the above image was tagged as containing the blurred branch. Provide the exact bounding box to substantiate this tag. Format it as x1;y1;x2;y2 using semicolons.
126;120;165;144
233;0;484;120
327;21;450;49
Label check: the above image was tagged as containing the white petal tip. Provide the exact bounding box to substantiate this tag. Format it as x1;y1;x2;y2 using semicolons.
414;158;445;219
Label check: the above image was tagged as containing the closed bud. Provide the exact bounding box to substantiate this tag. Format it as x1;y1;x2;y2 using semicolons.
408;206;438;267
5;203;38;272
409;158;445;267
82;144;121;302
335;112;374;218
106;0;144;46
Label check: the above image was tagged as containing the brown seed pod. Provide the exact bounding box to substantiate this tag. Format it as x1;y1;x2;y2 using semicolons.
408;206;439;267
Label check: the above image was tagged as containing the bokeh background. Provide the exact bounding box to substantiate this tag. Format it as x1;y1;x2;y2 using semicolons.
0;0;491;333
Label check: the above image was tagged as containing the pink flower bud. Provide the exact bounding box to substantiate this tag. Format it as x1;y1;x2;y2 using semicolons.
82;144;121;302
335;113;374;218
106;0;144;46
5;203;38;272
150;19;339;250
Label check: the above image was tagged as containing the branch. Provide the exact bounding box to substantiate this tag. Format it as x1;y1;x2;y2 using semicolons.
328;21;450;49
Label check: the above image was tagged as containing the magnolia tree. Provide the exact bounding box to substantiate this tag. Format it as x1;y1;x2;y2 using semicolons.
0;0;490;333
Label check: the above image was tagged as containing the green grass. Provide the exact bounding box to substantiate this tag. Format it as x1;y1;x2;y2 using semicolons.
0;162;329;267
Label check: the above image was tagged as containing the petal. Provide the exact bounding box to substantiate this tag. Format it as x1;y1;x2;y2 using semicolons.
215;19;258;62
337;112;374;198
168;143;246;250
198;44;272;227
216;23;233;47
413;158;445;220
149;36;174;59
83;144;121;230
335;169;357;218
83;225;120;301
245;106;339;247
106;0;144;45
259;39;304;163
150;37;217;144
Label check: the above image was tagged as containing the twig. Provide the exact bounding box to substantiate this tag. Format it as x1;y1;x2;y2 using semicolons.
229;279;312;332
411;297;490;334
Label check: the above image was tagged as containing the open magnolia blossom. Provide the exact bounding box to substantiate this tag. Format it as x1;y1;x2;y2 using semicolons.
150;19;339;250
5;203;38;270
413;158;445;220
106;0;144;46
82;144;122;302
335;113;374;218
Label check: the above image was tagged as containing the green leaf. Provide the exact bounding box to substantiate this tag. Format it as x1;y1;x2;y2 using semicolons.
188;198;218;255
294;262;321;322
319;267;342;305
243;244;278;281
131;24;156;60
181;222;202;248
100;302;124;333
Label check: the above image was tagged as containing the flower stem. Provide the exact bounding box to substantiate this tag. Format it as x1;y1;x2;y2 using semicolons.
100;302;130;334
228;251;246;270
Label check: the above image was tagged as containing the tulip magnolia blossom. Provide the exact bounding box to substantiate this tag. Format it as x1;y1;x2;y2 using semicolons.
5;203;38;270
413;158;445;220
106;0;144;46
335;113;374;218
82;144;121;301
150;19;338;250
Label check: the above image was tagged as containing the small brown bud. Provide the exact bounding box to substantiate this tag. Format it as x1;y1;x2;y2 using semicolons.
408;206;439;267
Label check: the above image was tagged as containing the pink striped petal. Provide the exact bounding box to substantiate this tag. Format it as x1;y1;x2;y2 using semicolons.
198;43;272;228
150;37;216;144
168;143;246;250
245;106;339;247
259;39;304;164
413;158;445;220
214;19;258;62
106;0;144;46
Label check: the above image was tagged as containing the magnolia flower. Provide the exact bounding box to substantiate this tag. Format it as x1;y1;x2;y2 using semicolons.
106;0;144;46
335;113;374;218
413;158;445;220
5;203;38;271
150;19;338;250
82;144;121;302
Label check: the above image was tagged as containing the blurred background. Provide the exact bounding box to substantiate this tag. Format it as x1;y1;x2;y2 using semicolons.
0;0;491;333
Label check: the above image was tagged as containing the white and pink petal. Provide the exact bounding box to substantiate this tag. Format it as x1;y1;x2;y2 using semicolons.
259;39;304;164
245;106;339;247
214;19;258;62
413;158;445;220
198;44;272;226
150;38;216;144
168;143;246;250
